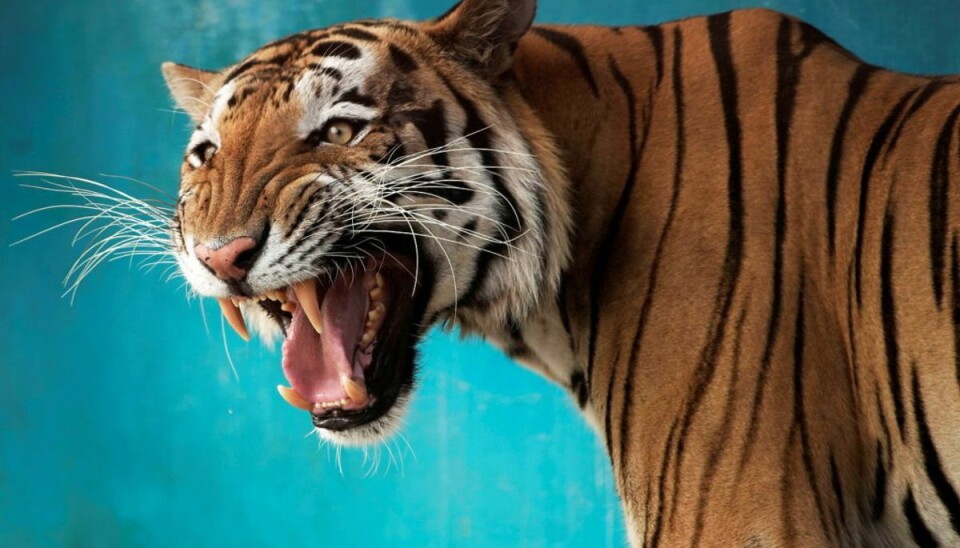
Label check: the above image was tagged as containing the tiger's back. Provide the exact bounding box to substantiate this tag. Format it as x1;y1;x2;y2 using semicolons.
510;8;960;546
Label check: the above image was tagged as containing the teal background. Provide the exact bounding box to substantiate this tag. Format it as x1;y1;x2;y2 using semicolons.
1;0;959;546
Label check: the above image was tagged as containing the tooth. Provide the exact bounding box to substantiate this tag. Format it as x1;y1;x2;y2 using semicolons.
217;298;250;341
277;385;313;411
360;330;375;347
281;302;298;313
292;279;323;335
368;307;383;323
276;290;287;303
369;287;385;301
375;273;385;288
341;375;368;403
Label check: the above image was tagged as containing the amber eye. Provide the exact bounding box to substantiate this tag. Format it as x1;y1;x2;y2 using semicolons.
324;120;355;145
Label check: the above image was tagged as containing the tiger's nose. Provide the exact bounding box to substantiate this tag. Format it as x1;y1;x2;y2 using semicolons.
194;236;261;281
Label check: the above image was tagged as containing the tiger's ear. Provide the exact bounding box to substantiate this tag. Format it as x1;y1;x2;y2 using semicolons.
425;0;536;78
161;62;224;123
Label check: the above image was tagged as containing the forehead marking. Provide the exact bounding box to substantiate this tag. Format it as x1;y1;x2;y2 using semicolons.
311;41;362;60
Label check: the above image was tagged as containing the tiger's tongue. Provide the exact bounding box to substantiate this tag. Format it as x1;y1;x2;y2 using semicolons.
281;275;368;402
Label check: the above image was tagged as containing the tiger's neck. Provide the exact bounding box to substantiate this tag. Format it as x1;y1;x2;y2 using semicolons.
469;25;663;420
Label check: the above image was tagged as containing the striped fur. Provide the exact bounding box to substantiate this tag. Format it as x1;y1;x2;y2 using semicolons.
164;1;960;545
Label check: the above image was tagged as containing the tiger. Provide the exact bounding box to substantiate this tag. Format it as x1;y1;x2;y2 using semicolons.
160;0;960;544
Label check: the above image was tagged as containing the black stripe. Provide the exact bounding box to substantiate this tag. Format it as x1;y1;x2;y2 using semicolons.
603;344;622;459
829;454;848;528
872;440;887;520
648;418;680;548
458;219;478;241
388;81;416;105
854;90;917;307
690;307;747;548
591;54;642;383
389;44;419;73
886;81;946;160
224;53;292;84
792;274;834;540
603;348;618;458
640;26;664;87
530;28;600;97
406;100;449;165
311;40;363;59
599;55;640;459
904;489;940;547
337;87;377;108
620;25;686;477
334;27;379;41
570;371;588;408
740;17;816;473
930;105;960;307
312;66;343;81
668;13;746;529
912;365;960;533
875;381;895;463
779;425;800;543
826;66;874;258
880;210;907;439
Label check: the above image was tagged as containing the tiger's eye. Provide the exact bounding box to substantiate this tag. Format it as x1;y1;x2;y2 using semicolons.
325;121;354;145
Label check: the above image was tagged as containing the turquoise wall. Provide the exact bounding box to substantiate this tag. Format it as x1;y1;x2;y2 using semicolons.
1;1;958;546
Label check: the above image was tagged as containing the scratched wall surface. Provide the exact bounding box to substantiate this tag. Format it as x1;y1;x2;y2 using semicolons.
1;0;958;546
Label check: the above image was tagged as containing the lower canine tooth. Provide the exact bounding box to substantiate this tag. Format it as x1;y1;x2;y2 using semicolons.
292;278;324;335
281;302;297;313
217;298;250;341
277;385;313;411
341;375;368;403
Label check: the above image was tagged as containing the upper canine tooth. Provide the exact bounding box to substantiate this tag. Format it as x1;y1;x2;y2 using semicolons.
341;375;368;404
292;278;323;335
217;298;250;341
277;385;313;411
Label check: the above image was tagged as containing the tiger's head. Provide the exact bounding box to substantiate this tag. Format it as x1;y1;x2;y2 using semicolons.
162;0;570;445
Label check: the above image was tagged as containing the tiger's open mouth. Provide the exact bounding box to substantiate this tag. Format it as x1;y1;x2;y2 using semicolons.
225;254;424;433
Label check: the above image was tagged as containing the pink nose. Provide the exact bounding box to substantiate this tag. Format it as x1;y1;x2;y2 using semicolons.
194;237;258;281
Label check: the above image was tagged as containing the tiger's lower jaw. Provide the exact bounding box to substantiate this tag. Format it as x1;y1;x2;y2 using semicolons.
220;254;430;445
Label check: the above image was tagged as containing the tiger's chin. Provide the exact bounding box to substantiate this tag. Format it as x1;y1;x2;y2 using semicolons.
233;252;431;446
